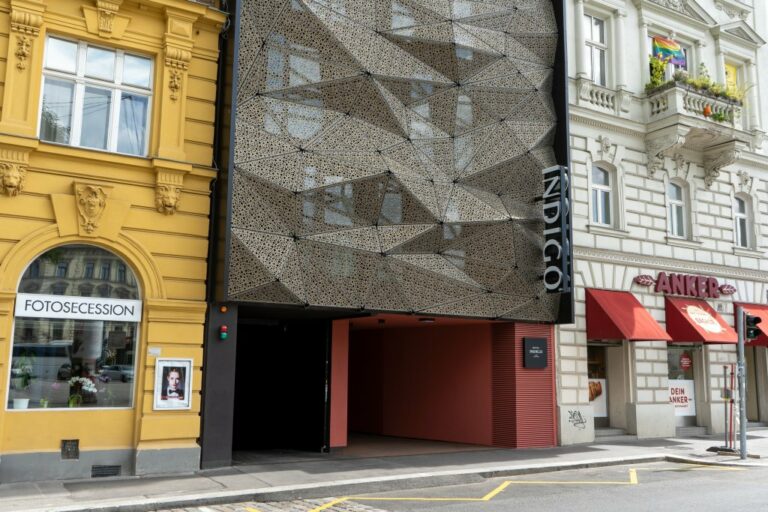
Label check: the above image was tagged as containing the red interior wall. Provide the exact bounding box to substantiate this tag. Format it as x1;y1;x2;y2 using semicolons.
349;324;493;446
330;320;349;448
492;323;557;448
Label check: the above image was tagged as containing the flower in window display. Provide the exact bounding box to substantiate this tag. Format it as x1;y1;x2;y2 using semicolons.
67;376;97;408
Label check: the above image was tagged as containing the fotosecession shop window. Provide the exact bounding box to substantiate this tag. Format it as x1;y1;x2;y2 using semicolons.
7;245;142;410
39;36;153;156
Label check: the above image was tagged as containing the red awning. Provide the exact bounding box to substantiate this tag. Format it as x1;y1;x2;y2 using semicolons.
734;303;768;347
665;297;737;344
586;289;671;341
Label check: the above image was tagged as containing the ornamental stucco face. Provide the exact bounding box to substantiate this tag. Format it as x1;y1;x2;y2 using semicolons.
229;0;561;321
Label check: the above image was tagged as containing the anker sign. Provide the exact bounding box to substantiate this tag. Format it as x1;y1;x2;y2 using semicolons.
542;165;572;294
633;272;736;299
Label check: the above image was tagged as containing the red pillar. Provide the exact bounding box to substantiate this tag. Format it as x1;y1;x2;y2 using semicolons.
330;320;349;448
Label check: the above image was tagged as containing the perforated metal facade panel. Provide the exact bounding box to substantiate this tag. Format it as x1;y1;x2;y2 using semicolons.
225;0;569;321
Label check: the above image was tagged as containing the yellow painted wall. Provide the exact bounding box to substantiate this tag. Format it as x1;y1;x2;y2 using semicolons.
0;0;225;461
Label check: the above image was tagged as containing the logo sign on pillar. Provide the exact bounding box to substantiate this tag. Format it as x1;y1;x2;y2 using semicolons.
633;272;737;299
542;165;572;294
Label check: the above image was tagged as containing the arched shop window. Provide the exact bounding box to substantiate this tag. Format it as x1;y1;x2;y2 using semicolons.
8;245;141;410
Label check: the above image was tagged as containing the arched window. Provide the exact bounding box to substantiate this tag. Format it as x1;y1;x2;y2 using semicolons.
9;245;141;410
734;195;753;249
591;165;613;225
667;181;688;238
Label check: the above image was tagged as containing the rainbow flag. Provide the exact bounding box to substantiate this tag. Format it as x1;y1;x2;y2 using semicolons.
652;36;686;67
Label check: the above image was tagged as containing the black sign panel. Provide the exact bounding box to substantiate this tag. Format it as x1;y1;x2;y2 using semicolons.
523;338;548;369
542;165;572;294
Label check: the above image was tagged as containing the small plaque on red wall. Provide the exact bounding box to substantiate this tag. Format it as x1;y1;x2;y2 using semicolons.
523;338;548;369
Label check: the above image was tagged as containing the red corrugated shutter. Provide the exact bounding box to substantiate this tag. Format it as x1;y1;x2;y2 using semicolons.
492;323;556;448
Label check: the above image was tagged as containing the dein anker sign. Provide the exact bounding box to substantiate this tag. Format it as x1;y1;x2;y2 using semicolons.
15;293;142;322
542;165;571;294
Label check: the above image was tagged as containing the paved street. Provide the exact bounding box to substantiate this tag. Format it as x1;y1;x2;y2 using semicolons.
159;462;768;512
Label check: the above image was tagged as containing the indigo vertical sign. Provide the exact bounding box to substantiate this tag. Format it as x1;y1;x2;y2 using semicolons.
542;165;572;294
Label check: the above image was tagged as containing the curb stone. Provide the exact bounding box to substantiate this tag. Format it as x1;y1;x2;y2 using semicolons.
23;453;758;512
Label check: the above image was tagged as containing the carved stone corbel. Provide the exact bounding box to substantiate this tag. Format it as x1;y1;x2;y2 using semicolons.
10;7;43;71
735;169;753;193
165;47;191;101
0;146;30;197
645;133;686;177
703;147;740;188
155;168;186;215
83;0;130;39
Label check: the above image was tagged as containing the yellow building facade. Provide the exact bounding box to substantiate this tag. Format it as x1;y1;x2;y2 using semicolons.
0;0;224;481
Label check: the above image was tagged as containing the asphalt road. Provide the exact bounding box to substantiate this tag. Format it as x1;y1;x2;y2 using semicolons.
162;462;768;512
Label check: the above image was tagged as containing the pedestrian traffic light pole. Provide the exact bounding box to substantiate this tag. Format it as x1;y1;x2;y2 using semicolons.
737;307;763;460
736;306;747;460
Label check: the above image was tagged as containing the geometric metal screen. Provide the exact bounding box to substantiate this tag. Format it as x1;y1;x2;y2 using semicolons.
228;0;561;322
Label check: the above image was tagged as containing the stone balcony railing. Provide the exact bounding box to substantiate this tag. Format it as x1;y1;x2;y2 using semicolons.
647;82;744;131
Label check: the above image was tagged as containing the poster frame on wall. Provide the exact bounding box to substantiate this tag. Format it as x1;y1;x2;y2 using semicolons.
153;358;193;411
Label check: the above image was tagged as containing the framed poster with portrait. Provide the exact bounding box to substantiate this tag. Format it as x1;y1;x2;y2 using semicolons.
153;358;192;410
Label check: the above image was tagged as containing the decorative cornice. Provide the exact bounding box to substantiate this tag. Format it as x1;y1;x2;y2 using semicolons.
569;113;646;138
574;246;768;283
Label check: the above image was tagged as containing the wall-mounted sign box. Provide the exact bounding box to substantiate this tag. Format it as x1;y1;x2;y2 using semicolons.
523;337;548;369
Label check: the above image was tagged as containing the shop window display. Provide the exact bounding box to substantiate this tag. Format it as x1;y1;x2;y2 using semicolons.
8;245;141;410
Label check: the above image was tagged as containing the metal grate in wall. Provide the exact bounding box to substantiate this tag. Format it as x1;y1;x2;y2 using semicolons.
91;465;121;478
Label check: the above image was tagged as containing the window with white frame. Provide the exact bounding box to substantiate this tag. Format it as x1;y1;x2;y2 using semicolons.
39;36;153;156
734;195;752;248
584;14;607;86
667;181;687;238
591;165;612;225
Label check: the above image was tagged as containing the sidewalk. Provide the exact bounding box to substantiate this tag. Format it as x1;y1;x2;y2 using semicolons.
3;431;768;512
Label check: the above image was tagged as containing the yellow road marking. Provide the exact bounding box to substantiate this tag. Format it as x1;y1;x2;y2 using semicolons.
311;497;350;511
482;480;512;501
244;508;262;512
308;464;742;510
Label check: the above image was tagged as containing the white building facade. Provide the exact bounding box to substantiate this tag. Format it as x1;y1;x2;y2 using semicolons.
559;0;768;444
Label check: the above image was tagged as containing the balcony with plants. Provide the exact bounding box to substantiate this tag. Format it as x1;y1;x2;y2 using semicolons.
645;56;744;130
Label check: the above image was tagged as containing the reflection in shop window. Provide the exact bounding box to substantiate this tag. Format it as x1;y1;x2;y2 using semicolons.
100;263;111;281
84;261;94;279
8;245;141;410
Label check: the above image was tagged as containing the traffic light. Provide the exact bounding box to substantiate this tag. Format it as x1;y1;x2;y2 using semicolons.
746;314;762;340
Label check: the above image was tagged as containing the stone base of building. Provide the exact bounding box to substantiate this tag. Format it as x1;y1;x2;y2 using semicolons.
626;403;676;438
0;445;201;482
135;446;200;476
0;448;135;483
557;404;595;445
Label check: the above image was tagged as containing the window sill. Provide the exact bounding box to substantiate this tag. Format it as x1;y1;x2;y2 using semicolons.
733;247;764;258
665;236;702;249
587;224;629;238
38;140;150;167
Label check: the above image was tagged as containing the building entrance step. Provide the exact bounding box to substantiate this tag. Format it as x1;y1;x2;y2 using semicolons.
676;426;708;437
594;427;626;437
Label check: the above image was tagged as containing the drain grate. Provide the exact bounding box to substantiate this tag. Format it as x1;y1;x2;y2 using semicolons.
91;465;121;478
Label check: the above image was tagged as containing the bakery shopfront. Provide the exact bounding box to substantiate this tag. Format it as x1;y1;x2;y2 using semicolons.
583;271;740;438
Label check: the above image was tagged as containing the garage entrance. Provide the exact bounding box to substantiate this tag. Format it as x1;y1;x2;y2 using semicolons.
232;319;331;453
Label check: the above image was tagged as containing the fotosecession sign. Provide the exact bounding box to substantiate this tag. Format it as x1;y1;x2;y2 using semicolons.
634;272;737;299
15;293;142;322
543;165;572;295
